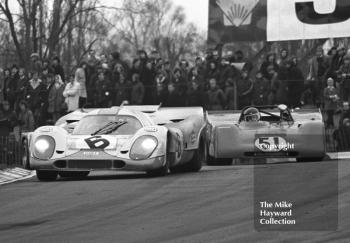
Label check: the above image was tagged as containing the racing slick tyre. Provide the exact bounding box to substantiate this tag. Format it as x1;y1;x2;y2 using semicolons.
22;139;30;170
58;171;90;178
296;157;324;162
147;159;169;177
170;137;206;173
36;170;58;181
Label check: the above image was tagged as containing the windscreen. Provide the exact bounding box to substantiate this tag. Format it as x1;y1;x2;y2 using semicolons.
72;115;142;135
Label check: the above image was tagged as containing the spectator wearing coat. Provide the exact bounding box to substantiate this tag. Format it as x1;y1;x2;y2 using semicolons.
187;81;208;109
26;72;45;126
207;78;225;110
15;68;29;106
324;78;340;128
114;72;132;106
48;74;65;122
0;68;5;103
338;54;350;102
130;73;145;105
63;75;81;112
236;70;253;109
224;78;236;110
252;71;270;106
75;62;88;108
17;100;35;133
94;72;112;107
0;100;17;136
52;56;65;83
7;65;19;109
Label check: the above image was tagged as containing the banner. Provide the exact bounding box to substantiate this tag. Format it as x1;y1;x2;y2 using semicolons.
208;0;267;45
267;0;350;41
208;0;350;44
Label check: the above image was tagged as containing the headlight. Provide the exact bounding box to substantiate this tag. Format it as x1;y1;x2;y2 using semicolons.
33;135;55;160
130;136;158;160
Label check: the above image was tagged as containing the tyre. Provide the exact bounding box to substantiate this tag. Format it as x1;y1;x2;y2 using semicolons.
22;139;30;169
186;138;206;172
59;171;90;178
36;170;58;181
147;159;169;177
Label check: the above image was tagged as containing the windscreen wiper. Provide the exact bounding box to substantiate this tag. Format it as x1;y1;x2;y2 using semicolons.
91;121;127;136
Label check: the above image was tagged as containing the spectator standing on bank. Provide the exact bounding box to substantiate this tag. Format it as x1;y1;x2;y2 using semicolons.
0;100;17;136
278;49;289;67
7;65;19;109
236;70;253;109
143;60;156;105
114;72;131;106
41;73;55;125
207;78;225;110
75;61;87;108
52;56;65;83
15;68;28;105
63;75;81;112
338;54;350;102
26;72;45;126
94;72;112;107
224;78;236;110
48;74;65;122
206;61;220;85
0;68;5;103
260;53;279;80
3;68;10;101
163;83;182;107
287;58;304;108
307;46;329;108
17;100;35;133
187;81;208;108
130;73;145;105
252;71;270;106
339;102;350;127
324;78;340;128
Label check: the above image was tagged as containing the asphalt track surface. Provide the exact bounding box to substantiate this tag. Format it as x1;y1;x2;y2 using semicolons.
0;160;349;243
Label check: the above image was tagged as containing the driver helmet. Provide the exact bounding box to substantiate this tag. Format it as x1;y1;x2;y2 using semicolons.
243;107;260;122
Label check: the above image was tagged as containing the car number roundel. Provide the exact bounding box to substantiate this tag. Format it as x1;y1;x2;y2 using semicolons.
255;136;287;152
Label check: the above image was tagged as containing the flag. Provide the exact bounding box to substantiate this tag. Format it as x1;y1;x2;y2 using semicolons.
208;0;267;45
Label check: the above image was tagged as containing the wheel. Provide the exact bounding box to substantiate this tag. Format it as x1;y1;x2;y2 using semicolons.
186;138;206;172
147;159;169;177
36;170;58;181
59;171;90;178
296;157;324;162
22;139;30;169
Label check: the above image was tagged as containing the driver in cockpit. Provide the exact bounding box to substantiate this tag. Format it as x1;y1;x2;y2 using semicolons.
243;107;261;122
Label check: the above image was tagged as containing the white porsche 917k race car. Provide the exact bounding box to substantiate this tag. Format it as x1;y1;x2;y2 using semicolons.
22;106;207;181
206;105;326;164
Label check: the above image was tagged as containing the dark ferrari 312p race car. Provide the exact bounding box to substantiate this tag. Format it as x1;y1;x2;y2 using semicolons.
22;105;207;181
206;105;326;164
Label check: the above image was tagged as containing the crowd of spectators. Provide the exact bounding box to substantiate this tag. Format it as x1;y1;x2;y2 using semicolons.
0;46;350;139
